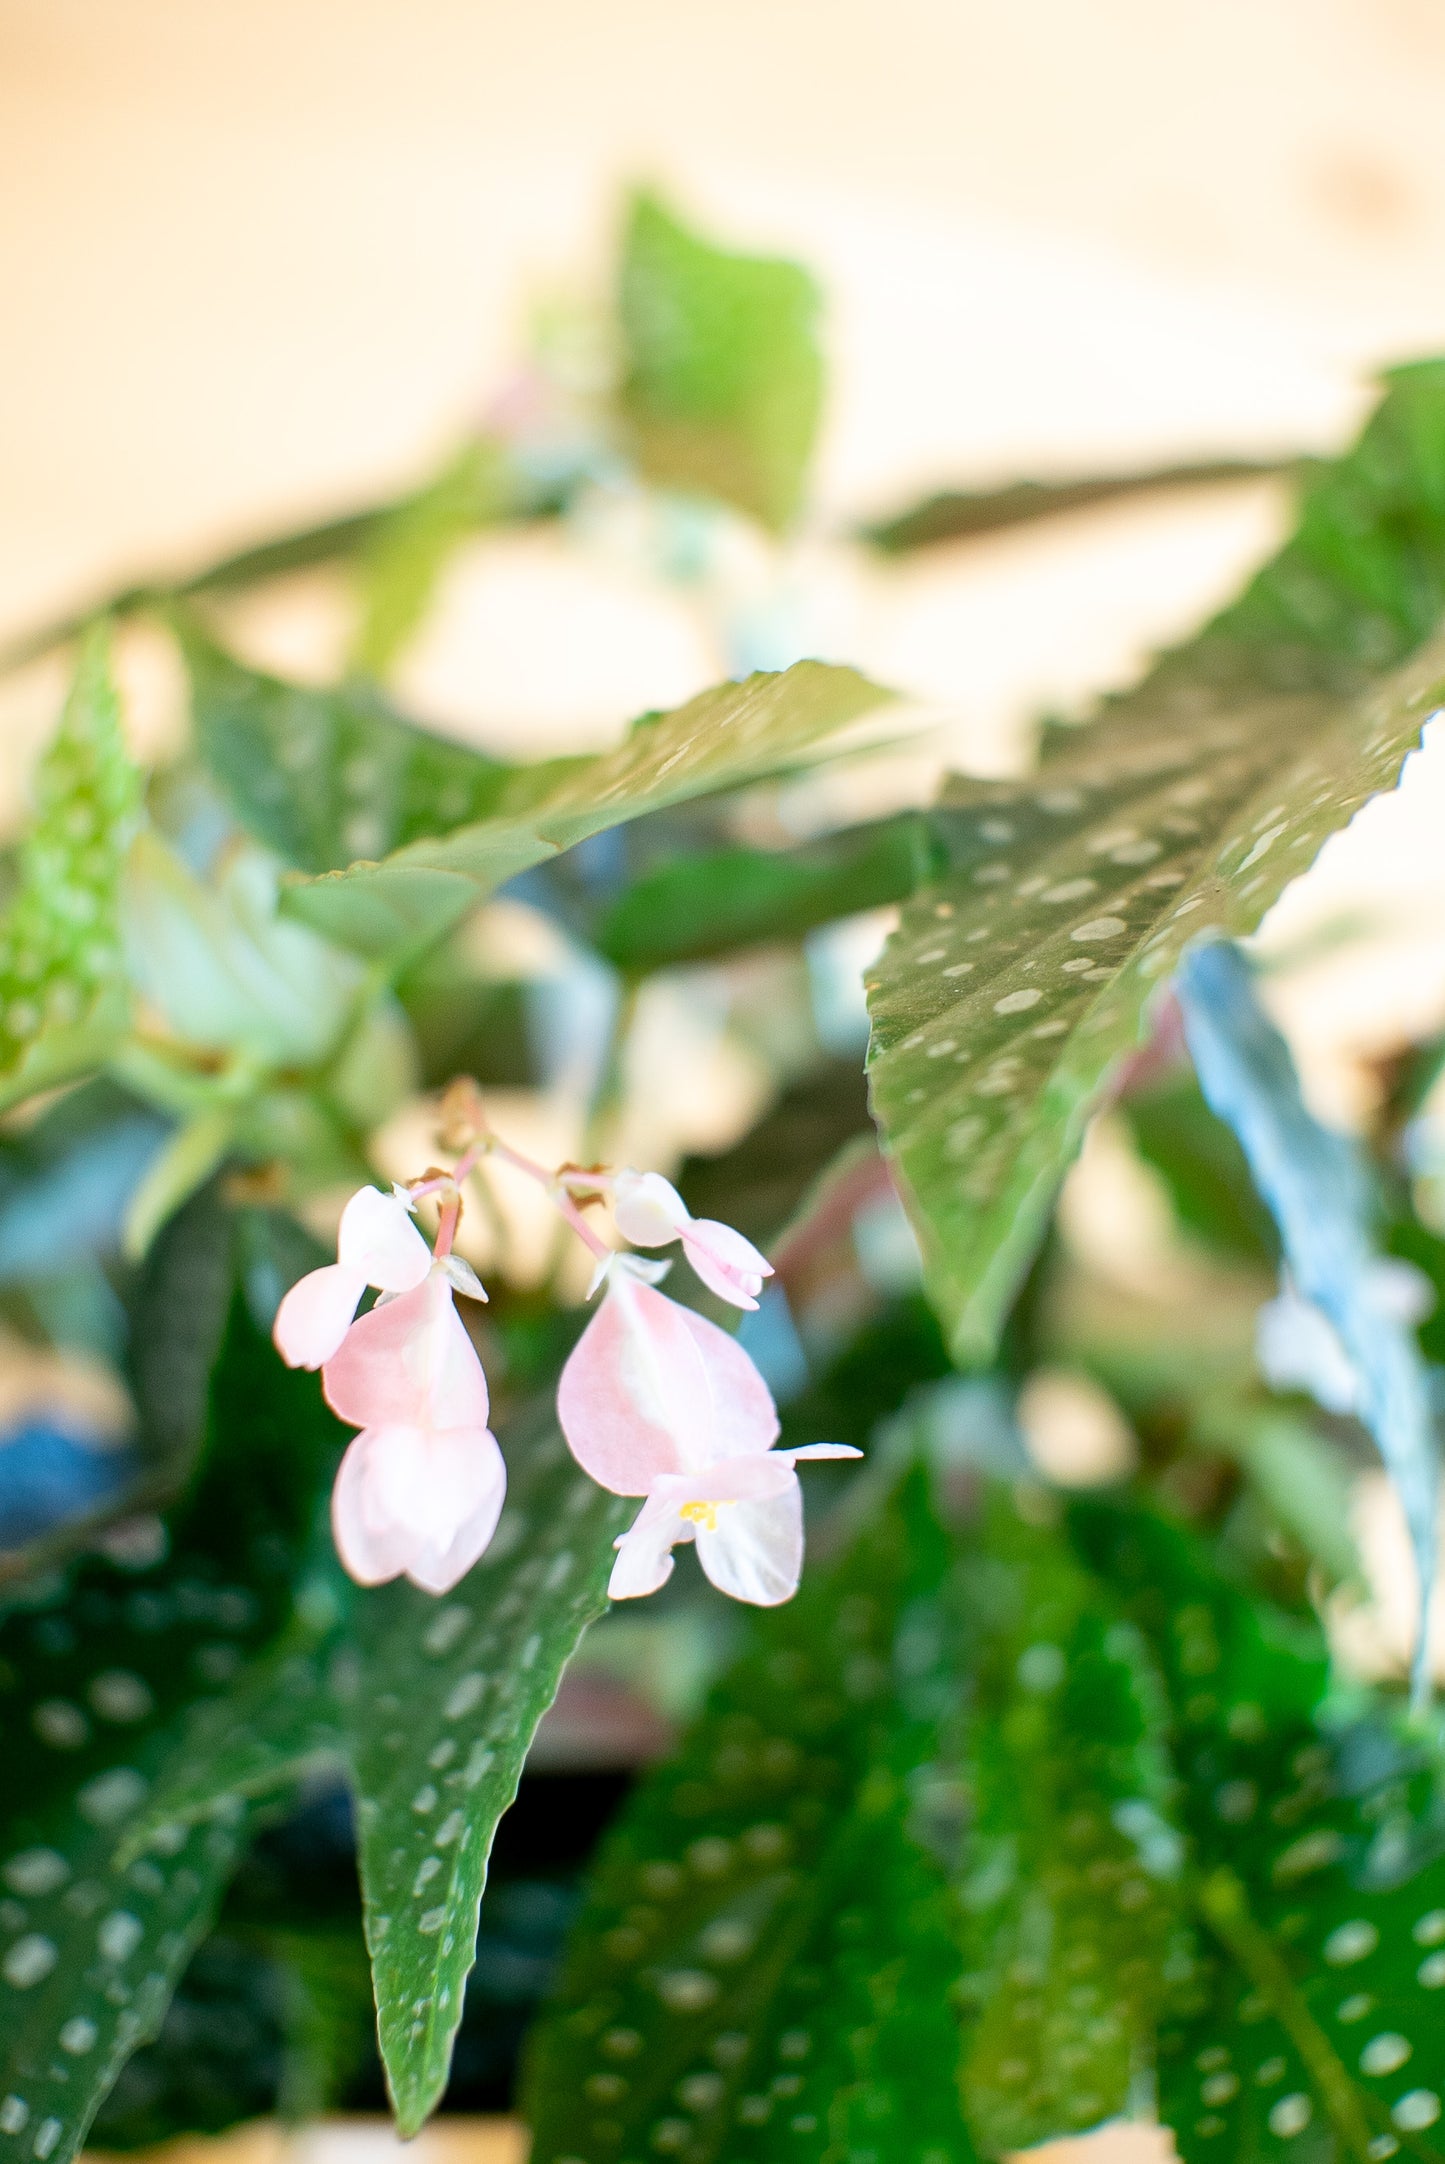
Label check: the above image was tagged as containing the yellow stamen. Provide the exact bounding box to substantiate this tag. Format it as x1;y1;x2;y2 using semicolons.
680;1499;729;1532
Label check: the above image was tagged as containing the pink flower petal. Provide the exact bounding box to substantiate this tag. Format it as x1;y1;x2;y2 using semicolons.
322;1276;489;1432
397;1431;507;1593
273;1263;366;1370
557;1277;712;1493
680;1219;773;1309
608;1488;690;1599
331;1429;421;1585
676;1308;779;1459
337;1185;432;1292
612;1169;689;1248
368;1422;503;1547
695;1479;803;1605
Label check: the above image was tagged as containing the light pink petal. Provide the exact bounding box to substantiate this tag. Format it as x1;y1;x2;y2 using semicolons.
274;1263;366;1370
696;1479;803;1606
337;1185;432;1292
322;1276;489;1432
680;1219;773;1309
612;1169;690;1248
608;1489;690;1600
403;1434;508;1593
781;1444;864;1463
676;1307;779;1459
368;1422;503;1546
331;1429;417;1585
673;1453;797;1504
557;1278;712;1493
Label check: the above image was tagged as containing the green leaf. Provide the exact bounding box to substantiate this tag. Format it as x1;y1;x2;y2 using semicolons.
283;662;895;960
1068;1505;1445;2163
617;190;824;532
524;1465;975;2164
866;363;1445;1362
594;812;941;973
350;1415;629;2133
860;457;1292;554
181;622;528;875
1125;1070;1278;1265
0;627;140;1097
0;1274;344;2164
351;439;515;679
956;1495;1180;2154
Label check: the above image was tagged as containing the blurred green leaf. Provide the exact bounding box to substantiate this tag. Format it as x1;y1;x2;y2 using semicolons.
617;190;824;532
860;457;1291;554
524;1465;974;2164
351;439;515;680
595;812;941;973
1126;1070;1278;1265
867;363;1445;1362
0;628;141;1105
0;1273;343;2164
283;662;895;961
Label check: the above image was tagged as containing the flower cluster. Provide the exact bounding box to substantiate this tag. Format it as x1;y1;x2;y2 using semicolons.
273;1107;859;1603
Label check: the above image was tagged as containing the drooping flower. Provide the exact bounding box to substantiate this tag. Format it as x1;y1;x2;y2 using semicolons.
611;1168;773;1309
557;1262;857;1604
273;1185;431;1370
323;1273;506;1593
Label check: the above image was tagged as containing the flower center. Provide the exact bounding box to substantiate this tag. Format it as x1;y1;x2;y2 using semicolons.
680;1498;730;1531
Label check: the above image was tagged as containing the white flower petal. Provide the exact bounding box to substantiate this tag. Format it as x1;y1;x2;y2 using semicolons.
613;1168;691;1248
609;1490;689;1599
696;1480;803;1606
337;1185;432;1293
273;1263;366;1370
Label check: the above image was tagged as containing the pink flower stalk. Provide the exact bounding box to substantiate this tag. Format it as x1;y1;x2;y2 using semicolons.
273;1186;430;1370
323;1273;506;1593
557;1263;858;1605
612;1169;774;1310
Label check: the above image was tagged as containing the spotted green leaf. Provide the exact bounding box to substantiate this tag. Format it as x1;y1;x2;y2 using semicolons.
350;1415;629;2133
617;190;824;533
0;628;141;1104
524;1466;975;2164
182;622;528;876
867;362;1445;1361
282;661;895;960
1072;1503;1445;2164
957;1495;1181;2154
0;1277;344;2164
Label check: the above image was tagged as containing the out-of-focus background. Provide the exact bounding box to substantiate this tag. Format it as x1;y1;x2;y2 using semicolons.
8;0;1445;1123
8;7;1445;2159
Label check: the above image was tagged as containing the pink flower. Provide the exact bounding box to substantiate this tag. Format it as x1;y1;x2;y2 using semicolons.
557;1264;857;1605
273;1186;430;1370
322;1274;506;1593
612;1169;774;1310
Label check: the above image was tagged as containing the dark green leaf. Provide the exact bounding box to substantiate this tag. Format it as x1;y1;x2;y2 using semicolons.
861;457;1293;555
1126;1070;1278;1265
282;662;895;960
0;1287;343;2164
617;190;824;532
595;813;941;973
866;363;1445;1361
524;1464;974;2164
182;622;527;876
